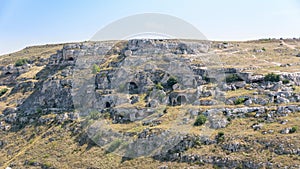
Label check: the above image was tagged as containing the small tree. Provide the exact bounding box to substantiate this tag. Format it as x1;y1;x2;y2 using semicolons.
194;114;207;126
225;74;242;83
15;59;28;67
167;76;178;88
264;73;280;82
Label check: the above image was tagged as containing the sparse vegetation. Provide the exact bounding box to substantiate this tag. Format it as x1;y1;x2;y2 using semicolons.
234;98;246;105
290;126;298;133
0;88;8;97
167;76;178;88
36;108;42;114
88;110;100;120
264;73;280;82
216;131;225;143
102;112;111;119
282;79;290;84
15;58;28;67
155;82;164;90
92;64;101;74
225;74;242;83
194;114;207;126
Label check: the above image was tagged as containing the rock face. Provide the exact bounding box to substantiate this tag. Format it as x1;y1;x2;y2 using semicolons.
1;39;300;168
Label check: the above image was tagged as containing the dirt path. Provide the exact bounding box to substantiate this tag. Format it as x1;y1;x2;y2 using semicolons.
280;40;296;50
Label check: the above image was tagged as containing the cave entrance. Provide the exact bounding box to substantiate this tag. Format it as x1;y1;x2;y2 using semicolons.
105;102;111;108
5;72;12;75
128;82;139;94
176;95;187;105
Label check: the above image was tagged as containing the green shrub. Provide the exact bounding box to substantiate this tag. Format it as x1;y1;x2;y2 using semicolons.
262;47;266;51
92;64;100;74
155;82;164;90
102;112;111;119
216;131;225;143
282;79;289;84
89;110;100;120
264;73;280;82
194;114;207;126
36;108;42;114
225;74;242;83
167;76;178;88
0;88;8;97
290;126;298;133
28;159;36;165
15;58;28;67
234;98;246;105
43;162;52;168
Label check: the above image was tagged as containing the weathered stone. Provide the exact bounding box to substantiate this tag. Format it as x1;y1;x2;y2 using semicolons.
280;128;291;134
252;123;263;130
233;81;246;89
244;99;252;106
205;109;229;129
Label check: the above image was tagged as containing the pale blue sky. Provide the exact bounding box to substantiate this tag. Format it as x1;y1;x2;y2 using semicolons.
0;0;300;55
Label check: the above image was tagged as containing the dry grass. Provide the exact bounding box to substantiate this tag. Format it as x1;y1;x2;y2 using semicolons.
211;40;300;74
225;88;254;98
16;66;45;80
0;44;63;66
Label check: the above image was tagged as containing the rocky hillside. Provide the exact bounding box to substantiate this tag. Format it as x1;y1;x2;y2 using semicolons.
0;39;300;169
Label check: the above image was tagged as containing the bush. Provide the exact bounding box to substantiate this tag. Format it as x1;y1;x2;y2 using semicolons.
155;82;164;90
36;108;42;114
282;79;289;84
234;98;246;105
264;73;280;82
92;64;100;74
167;76;178;88
225;74;242;83
290;126;298;133
216;131;225;143
15;58;28;67
102;112;111;119
0;88;8;97
194;114;207;126
89;110;100;120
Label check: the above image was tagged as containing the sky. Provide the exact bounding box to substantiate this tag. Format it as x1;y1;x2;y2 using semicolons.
0;0;300;55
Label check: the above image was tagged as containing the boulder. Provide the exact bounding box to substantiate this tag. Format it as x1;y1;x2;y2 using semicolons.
206;109;229;129
280;128;291;134
233;81;246;89
148;99;159;108
252;123;263;130
244;99;253;106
